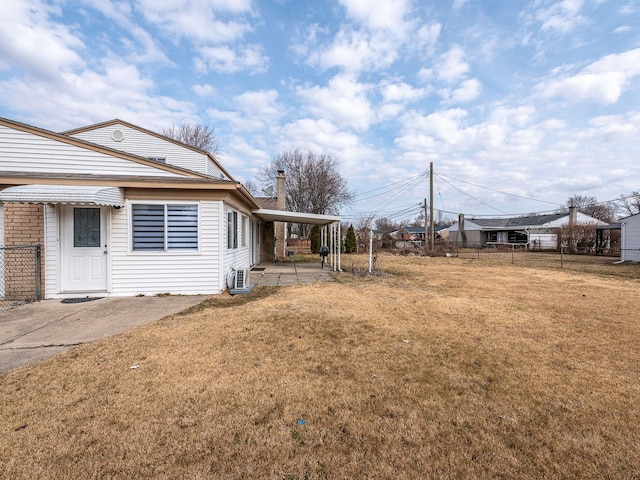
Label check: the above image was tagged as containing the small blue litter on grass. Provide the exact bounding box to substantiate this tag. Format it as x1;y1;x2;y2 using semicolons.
297;419;306;425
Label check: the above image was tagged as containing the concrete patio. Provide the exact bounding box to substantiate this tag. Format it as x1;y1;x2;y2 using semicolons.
250;261;337;287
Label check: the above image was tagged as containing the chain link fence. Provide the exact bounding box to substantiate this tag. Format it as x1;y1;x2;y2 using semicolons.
0;244;41;312
621;249;640;262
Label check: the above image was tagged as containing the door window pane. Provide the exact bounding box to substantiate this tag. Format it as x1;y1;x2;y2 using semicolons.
74;208;101;247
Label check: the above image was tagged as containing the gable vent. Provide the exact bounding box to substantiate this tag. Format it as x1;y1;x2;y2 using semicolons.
111;129;124;142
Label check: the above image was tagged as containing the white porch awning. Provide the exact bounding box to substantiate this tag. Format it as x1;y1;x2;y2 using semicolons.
0;185;125;206
252;208;340;225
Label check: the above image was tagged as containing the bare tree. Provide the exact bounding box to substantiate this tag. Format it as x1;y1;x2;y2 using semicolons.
243;179;262;197
564;195;616;223
618;191;640;217
374;217;399;232
161;122;221;154
257;149;353;215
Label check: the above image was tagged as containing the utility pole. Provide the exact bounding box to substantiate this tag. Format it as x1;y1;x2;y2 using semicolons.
429;161;435;251
423;198;428;251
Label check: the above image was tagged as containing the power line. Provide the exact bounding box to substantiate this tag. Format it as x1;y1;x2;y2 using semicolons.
436;173;559;206
352;168;429;201
437;175;509;214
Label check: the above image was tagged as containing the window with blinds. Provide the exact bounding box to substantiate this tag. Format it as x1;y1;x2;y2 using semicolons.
132;204;198;251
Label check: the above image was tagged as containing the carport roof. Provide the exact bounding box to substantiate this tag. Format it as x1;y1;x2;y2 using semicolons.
252;208;340;225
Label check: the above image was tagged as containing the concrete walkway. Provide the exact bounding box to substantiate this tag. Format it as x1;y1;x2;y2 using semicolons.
250;261;337;287
0;263;337;374
0;295;208;373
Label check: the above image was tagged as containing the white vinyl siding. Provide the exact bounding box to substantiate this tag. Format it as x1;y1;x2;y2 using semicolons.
0;126;184;177
44;205;59;298
222;204;252;284
68;124;227;178
110;200;222;296
621;214;640;261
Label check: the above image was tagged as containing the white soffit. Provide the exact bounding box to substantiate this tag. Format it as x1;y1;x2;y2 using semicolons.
252;208;340;225
0;185;125;206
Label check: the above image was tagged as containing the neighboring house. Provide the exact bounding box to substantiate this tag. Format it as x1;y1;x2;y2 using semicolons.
448;209;605;249
392;225;449;248
0;117;339;299
620;213;640;262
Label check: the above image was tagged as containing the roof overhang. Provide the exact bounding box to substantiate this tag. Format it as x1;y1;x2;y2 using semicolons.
0;185;125;207
252;208;340;225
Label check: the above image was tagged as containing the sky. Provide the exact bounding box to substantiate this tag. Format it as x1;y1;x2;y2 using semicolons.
1;0;639;225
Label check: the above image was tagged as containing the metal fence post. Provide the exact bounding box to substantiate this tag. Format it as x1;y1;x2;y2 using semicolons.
35;244;42;301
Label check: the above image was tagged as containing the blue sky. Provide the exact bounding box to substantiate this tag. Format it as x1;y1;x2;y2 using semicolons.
1;0;639;224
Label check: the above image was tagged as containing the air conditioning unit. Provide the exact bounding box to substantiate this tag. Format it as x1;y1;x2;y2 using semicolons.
235;268;249;290
228;267;250;291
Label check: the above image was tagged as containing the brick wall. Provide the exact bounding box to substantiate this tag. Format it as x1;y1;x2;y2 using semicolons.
4;203;45;246
3;203;45;299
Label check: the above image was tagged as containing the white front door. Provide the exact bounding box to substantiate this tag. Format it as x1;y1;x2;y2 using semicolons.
62;205;108;292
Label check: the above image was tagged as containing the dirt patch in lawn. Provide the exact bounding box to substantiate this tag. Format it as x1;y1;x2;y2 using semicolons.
1;254;639;479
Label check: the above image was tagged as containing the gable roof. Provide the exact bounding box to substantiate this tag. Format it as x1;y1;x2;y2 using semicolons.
471;213;567;228
61;119;235;181
0;117;209;179
0;116;259;209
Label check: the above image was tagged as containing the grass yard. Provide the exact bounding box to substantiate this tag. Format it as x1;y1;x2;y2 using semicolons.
1;253;639;479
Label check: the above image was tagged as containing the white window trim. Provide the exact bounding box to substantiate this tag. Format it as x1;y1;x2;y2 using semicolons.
242;215;249;248
227;209;238;250
128;200;201;254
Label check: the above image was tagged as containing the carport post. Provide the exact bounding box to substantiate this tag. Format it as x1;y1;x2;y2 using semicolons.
337;221;341;272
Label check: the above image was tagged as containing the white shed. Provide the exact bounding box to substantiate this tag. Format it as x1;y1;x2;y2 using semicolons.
620;213;640;262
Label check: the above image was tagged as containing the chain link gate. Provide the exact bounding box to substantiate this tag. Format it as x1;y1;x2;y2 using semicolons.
0;244;41;312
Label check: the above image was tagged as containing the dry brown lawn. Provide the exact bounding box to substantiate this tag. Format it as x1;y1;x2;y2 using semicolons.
1;253;639;479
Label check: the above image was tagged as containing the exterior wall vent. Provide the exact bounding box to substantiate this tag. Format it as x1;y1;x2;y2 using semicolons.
111;129;125;142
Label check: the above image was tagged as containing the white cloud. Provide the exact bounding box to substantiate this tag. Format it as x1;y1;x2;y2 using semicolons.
192;83;216;97
308;0;417;74
221;135;271;178
441;78;482;103
535;0;587;34
135;0;254;44
613;25;632;34
0;60;194;131
206;90;282;133
277;118;374;176
579;114;638;142
0;0;84;81
436;45;470;83
537;48;640;104
196;45;268;74
380;81;428;103
453;0;470;11
309;28;400;73
339;0;414;36
396;104;542;156
296;74;376;131
414;23;442;56
234;89;282;120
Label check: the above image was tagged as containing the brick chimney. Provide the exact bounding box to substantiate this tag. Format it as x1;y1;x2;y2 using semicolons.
569;205;577;226
275;170;286;260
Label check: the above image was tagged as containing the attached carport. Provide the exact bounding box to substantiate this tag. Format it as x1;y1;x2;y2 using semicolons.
252;208;342;271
